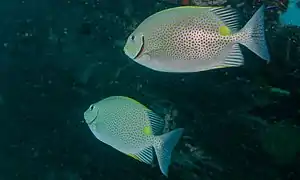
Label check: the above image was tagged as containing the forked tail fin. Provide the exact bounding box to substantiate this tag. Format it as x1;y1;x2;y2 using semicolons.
153;128;184;177
239;5;270;62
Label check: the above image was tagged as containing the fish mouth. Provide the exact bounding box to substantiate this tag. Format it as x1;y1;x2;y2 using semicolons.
133;35;145;59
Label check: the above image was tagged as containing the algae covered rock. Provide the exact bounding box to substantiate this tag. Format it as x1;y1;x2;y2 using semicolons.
260;123;300;164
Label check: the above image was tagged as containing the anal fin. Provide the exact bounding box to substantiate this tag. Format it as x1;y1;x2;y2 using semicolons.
223;43;244;67
128;146;154;164
212;44;244;69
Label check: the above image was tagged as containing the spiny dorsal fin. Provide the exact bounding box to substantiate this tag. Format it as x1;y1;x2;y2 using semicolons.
147;111;165;135
128;146;154;164
210;7;241;33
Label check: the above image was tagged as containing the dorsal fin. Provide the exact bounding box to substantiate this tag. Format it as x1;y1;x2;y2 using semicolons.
120;96;150;109
210;7;241;33
147;111;165;135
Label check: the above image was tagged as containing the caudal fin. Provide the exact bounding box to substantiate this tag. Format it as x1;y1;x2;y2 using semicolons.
153;128;184;177
239;5;270;62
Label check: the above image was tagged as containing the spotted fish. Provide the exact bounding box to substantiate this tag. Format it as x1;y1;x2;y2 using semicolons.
84;96;184;177
123;5;270;73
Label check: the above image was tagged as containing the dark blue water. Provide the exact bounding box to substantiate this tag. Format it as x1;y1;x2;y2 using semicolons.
0;0;299;180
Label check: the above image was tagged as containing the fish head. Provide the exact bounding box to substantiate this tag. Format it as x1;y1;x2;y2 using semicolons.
123;31;145;60
84;103;99;124
123;30;164;71
123;11;174;71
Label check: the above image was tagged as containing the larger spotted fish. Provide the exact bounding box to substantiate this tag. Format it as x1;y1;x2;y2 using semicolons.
123;5;270;73
84;96;184;177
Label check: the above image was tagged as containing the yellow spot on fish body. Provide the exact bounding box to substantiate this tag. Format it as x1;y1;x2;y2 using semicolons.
143;126;152;135
219;25;231;36
127;154;141;161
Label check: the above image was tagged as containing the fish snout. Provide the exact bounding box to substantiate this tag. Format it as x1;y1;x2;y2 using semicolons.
84;104;98;124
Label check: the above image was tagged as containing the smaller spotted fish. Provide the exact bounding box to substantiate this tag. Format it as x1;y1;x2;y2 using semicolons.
84;96;184;177
123;5;270;73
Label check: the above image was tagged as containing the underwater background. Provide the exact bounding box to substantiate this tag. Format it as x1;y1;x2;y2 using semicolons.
0;0;299;179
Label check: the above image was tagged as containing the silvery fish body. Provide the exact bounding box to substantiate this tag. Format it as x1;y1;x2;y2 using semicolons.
124;5;270;73
84;96;184;176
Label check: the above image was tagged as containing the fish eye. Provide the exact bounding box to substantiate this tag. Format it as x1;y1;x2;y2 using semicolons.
131;35;135;41
90;105;95;110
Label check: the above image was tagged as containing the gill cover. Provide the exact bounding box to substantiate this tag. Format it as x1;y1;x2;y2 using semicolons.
124;32;145;59
84;104;98;124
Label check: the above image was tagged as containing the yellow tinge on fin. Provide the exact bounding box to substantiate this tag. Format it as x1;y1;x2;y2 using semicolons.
123;97;149;109
143;126;152;135
219;25;231;36
127;154;141;161
213;65;231;69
